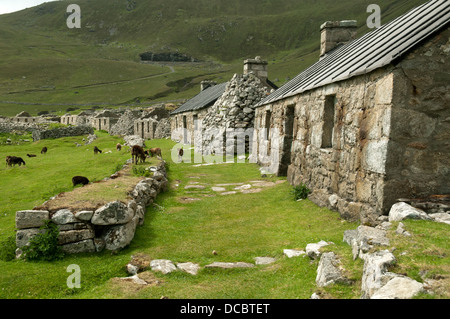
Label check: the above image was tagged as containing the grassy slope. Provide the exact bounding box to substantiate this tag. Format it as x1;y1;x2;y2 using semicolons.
0;137;448;299
0;0;428;116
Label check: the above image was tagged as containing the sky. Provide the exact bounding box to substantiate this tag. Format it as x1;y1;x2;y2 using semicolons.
0;0;60;15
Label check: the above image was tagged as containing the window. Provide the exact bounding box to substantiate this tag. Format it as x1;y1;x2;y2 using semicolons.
321;95;336;148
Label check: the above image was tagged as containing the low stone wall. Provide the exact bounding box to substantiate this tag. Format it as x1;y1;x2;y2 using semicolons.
32;125;94;141
15;161;168;255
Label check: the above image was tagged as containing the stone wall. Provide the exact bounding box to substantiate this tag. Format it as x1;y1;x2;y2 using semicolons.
32;125;94;141
15;161;168;255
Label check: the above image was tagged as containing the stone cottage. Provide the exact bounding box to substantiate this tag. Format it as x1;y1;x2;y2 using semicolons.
250;0;450;224
171;57;277;156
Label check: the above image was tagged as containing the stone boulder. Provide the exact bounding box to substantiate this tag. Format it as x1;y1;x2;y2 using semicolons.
51;209;78;225
370;276;424;299
389;202;432;222
316;252;350;287
102;216;139;251
15;210;49;229
91;201;134;226
306;240;331;259
124;135;145;148
150;259;177;274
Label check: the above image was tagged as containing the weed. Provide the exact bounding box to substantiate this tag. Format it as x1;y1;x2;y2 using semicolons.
0;236;16;261
21;220;64;262
291;183;311;201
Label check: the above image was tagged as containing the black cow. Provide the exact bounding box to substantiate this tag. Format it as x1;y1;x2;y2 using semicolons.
72;176;89;187
94;146;102;154
41;147;48;154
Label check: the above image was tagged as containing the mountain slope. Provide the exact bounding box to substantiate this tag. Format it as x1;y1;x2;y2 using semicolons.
0;0;429;116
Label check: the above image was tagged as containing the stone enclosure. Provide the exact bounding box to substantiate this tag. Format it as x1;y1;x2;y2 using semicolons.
15;161;168;255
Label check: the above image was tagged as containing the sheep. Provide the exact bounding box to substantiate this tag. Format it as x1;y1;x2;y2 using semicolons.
131;145;146;165
27;154;37;158
7;156;26;167
116;143;122;151
72;176;89;187
178;148;184;163
41;147;48;154
93;146;102;154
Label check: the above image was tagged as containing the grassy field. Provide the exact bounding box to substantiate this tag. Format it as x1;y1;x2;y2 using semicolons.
0;133;448;299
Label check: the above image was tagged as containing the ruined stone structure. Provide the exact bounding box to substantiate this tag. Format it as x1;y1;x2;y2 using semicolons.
251;1;450;224
133;105;172;140
171;57;277;155
15;161;168;255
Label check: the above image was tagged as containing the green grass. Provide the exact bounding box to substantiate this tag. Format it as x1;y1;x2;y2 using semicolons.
1;136;447;299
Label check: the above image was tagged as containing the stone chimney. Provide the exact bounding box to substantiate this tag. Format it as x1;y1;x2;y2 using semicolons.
201;80;217;91
320;20;357;58
243;56;268;83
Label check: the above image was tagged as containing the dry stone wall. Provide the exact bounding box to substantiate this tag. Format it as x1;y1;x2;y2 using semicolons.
15;161;168;255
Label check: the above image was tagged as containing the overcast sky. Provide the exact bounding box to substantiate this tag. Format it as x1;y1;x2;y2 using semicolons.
0;0;60;15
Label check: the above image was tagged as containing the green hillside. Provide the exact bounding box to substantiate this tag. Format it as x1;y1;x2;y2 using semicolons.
0;0;428;116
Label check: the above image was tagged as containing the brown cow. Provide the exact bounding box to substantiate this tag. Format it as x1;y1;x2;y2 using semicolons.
178;148;184;163
131;145;146;164
116;143;122;151
149;147;162;158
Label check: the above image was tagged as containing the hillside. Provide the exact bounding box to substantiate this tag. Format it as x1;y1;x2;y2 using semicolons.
0;0;428;116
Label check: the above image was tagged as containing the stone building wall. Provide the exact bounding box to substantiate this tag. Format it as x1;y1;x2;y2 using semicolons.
251;27;449;224
91;117;119;132
32;125;94;141
171;108;209;145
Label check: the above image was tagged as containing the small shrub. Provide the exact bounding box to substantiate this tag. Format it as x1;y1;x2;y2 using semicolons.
21;220;64;262
132;165;151;177
291;183;311;201
0;236;17;261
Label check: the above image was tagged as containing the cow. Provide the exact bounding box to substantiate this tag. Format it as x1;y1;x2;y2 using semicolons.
149;147;162;158
41;147;48;154
72;176;89;187
7;156;26;167
27;154;37;158
116;143;122;151
131;145;146;164
94;146;102;154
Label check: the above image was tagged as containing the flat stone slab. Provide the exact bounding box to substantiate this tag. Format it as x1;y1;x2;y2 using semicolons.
177;262;201;275
283;249;306;258
184;185;206;190
150;259;177;274
220;191;237;196
212;187;227;192
241;188;263;194
254;257;276;265
234;184;252;190
205;262;255;269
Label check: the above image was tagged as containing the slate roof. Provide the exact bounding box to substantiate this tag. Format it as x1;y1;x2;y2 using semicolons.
257;0;450;107
171;82;228;115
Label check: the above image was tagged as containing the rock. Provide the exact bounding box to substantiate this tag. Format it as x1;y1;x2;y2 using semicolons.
360;250;397;299
61;239;96;254
310;293;321;299
356;225;390;252
123;135;146;148
316;252;350;287
212;187;227;192
184;185;206;190
396;222;411;236
58;229;95;245
204;262;255;269
52;209;78;225
283;249;306;258
102;216;139;251
370;276;425;299
150;259;177;274
16;228;45;248
389;202;432;222
15;210;49;229
306;240;331;259
429;213;450;225
254;257;276;265
177;262;201;275
74;211;94;221
92;201;134;226
126;264;139;276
